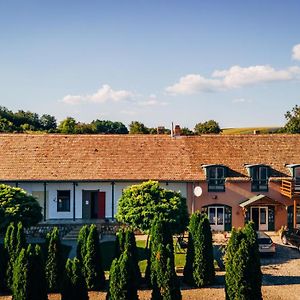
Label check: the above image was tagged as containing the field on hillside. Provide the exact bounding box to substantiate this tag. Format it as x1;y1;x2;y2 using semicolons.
221;127;281;134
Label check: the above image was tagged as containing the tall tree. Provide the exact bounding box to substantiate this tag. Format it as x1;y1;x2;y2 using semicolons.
284;104;300;133
77;225;89;262
129;121;150;134
83;225;105;290
45;227;63;292
40;114;57;131
194;120;221;134
27;244;48;300
12;248;29;300
61;258;89;300
149;218;181;300
58;117;77;134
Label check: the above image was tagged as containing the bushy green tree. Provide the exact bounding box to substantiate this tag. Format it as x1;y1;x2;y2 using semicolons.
0;185;42;231
26;244;48;300
83;224;105;290
129;121;150;134
12;248;28;300
77;225;89;262
45;227;63;292
184;212;215;287
116;181;189;234
284;104;300;133
92;119;128;134
58;117;76;134
40;114;57;132
224;224;262;300
194;120;221;134
62;258;89;300
149;218;181;300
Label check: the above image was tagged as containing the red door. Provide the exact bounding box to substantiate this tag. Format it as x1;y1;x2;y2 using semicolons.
98;192;106;219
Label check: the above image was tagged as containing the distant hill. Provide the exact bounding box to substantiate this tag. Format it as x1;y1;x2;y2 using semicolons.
221;127;282;135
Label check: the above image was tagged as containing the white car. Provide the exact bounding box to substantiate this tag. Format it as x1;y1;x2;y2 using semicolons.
257;232;276;255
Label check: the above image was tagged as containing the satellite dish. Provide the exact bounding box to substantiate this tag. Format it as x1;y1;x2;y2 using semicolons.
193;186;202;197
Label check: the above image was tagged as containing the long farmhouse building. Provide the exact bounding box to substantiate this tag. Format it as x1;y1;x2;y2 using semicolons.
0;133;300;231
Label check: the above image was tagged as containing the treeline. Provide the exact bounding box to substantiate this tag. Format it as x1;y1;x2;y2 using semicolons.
0;106;222;135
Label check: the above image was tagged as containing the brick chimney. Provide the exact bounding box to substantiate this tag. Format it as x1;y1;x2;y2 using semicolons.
174;125;181;137
157;126;165;134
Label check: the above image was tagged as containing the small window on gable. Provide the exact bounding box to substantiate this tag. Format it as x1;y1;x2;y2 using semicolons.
203;165;226;192
246;165;269;192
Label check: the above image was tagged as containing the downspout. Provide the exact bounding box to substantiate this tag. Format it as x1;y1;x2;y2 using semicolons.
43;182;47;222
73;182;76;221
111;181;115;221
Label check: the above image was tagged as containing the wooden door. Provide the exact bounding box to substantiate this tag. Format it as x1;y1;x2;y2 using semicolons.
98;192;106;219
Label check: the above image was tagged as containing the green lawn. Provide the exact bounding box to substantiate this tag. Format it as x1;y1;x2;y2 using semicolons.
100;239;186;273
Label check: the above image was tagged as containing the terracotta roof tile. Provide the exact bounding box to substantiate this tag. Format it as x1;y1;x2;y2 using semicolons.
0;134;299;182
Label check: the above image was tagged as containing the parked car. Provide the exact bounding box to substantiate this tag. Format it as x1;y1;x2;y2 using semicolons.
257;232;276;255
281;228;300;251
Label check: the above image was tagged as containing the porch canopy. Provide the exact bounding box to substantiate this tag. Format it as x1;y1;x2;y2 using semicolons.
239;194;284;208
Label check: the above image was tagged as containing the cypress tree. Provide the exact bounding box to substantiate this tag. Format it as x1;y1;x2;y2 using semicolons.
61;258;89;300
150;218;181;300
225;225;262;300
12;248;28;300
107;251;139;300
243;222;262;300
106;258;124;300
184;212;215;287
4;222;26;291
76;225;89;262
45;227;63;292
27;244;48;300
0;243;6;292
83;224;105;290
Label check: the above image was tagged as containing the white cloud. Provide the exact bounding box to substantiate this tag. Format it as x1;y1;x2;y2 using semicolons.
292;44;300;61
61;84;134;105
166;65;300;95
138;94;168;106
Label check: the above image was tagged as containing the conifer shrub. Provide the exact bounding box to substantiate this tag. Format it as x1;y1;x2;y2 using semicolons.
184;212;215;287
149;217;181;300
61;258;89;300
224;223;262;300
83;224;105;290
115;227;141;284
0;244;5;292
76;225;89;262
4;222;26;291
45;227;63;292
106;250;139;300
12;248;28;300
27;244;48;300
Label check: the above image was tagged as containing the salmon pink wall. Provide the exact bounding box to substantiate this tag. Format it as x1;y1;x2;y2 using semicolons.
187;181;291;231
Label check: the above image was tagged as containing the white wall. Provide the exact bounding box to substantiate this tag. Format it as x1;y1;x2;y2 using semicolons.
1;181;188;220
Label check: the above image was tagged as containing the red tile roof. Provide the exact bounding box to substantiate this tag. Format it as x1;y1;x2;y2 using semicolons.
0;134;298;182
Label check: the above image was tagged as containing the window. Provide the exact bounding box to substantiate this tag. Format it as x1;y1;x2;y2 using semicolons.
57;190;70;212
251;166;269;192
207;166;226;192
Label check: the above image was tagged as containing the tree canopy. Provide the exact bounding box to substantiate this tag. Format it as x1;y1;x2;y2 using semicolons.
284;104;300;133
116;181;189;234
194;120;221;134
0;185;42;230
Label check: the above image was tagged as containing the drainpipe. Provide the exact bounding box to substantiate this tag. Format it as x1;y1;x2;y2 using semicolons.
15;182;19;188
43;182;47;222
111;182;115;221
73;182;76;221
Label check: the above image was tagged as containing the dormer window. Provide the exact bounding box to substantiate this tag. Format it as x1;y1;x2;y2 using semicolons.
245;164;269;192
203;165;227;192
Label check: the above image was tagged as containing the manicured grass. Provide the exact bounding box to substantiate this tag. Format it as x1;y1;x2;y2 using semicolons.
100;239;186;273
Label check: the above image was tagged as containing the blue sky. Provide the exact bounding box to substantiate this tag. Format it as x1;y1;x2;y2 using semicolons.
0;0;300;128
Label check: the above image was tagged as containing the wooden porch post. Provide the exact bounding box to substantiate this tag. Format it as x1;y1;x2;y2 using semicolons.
293;198;297;228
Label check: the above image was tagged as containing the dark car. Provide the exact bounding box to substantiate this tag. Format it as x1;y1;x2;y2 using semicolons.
281;228;300;251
